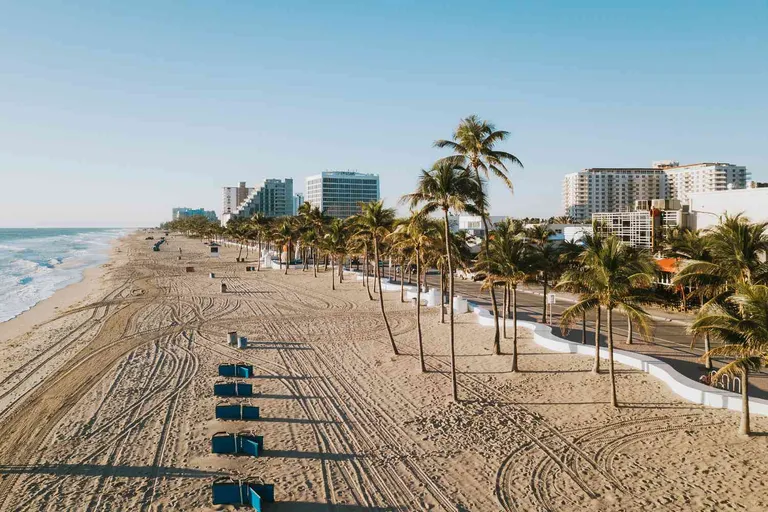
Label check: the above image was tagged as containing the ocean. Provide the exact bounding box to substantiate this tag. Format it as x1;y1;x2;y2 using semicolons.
0;228;128;323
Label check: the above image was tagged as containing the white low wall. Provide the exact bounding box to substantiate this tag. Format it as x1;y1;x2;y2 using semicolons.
469;303;768;417
348;270;768;417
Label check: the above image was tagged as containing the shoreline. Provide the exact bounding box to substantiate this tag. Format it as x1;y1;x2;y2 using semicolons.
0;235;128;344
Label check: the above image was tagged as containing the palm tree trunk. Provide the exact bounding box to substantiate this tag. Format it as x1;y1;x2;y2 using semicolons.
443;209;458;401
511;286;518;372
740;369;751;436
416;247;425;372
284;240;289;275
338;255;344;282
374;238;397;355
491;282;500;355
256;236;262;271
313;248;318;277
542;275;548;322
400;260;405;302
701;296;712;369
608;308;618;408
626;316;633;344
502;283;508;338
581;310;586;344
237;244;243;262
331;255;335;291
440;268;445;324
593;307;601;374
364;249;373;300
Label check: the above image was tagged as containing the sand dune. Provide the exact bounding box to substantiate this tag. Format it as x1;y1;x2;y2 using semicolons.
0;232;766;511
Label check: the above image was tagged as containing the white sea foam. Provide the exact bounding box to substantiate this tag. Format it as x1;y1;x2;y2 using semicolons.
0;228;128;323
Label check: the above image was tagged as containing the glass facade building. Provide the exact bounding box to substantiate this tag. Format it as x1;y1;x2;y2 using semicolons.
305;171;380;218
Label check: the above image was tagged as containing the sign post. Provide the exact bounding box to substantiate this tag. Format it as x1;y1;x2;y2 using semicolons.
547;293;556;325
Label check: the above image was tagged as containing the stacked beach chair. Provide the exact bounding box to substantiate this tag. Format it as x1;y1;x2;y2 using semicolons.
211;332;274;510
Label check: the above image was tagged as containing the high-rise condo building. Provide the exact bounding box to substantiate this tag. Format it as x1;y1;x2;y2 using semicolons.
665;162;749;201
562;167;666;221
236;178;294;218
221;181;253;214
305;171;380;218
562;161;748;222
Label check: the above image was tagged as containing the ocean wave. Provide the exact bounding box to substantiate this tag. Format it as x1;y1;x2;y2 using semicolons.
0;243;26;252
0;228;127;323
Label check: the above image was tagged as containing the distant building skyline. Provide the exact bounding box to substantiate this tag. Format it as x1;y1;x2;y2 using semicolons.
172;207;217;222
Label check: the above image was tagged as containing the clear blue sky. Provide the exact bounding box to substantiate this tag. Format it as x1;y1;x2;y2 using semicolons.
1;1;765;227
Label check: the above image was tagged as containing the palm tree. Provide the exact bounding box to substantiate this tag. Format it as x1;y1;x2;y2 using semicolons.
389;212;440;372
435;117;522;349
296;202;314;271
434;115;522;247
492;235;530;371
675;214;768;297
477;220;523;355
249;212;270;271
690;283;768;436
274;219;294;275
665;228;711;314
557;240;589;345
560;236;656;407
674;216;768;369
527;225;560;323
356;201;398;355
323;218;348;291
403;156;479;401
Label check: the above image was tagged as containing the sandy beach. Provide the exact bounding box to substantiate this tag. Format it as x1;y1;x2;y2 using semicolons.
1;232;767;511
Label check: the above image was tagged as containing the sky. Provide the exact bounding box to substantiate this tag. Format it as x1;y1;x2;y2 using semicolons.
0;1;766;228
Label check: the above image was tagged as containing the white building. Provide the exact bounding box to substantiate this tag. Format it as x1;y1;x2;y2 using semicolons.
563;161;749;222
221;181;253;215
305;171;380;218
666;162;749;202
689;186;768;231
563;225;593;243
592;200;691;250
592;211;656;249
447;215;506;236
563;167;666;221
